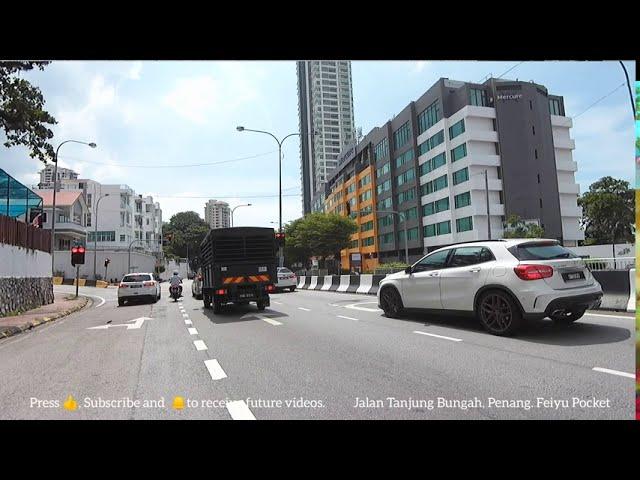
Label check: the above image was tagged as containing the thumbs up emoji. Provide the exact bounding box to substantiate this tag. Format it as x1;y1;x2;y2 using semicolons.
63;395;78;411
172;396;185;410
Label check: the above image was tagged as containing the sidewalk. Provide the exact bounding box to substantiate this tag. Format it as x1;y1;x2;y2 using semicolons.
0;295;90;339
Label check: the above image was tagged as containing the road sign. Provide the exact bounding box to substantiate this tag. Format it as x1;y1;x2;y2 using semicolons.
87;317;152;330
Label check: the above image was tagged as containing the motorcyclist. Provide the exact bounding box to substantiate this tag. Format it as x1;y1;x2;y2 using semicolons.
169;270;183;297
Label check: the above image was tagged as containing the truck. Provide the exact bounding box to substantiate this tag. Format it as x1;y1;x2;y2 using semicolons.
199;227;278;313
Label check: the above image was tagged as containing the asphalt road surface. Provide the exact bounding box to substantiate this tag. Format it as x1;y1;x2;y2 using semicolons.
0;281;634;419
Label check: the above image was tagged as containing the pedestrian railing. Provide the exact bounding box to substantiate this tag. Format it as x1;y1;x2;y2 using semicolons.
583;257;635;271
0;214;51;253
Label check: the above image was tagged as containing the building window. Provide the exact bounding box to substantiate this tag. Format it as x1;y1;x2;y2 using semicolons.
402;206;418;222
549;98;562;116
87;230;116;242
120;234;126;242
87;193;92;207
358;174;371;188
419;152;447;176
498;191;504;204
448;119;465;140
361;236;375;247
436;220;451;235
376;162;390;178
455;191;471;209
452;167;469;185
532;125;536;135
380;215;394;227
417;130;445;156
86;213;91;227
360;221;374;232
349;239;358;249
377;197;392;211
535;149;538;159
392;121;411;150
347;183;356;194
395;149;414;168
469;88;488;107
396;168;416;187
451;143;467;162
435;196;450;213
358;190;372;203
377;179;392;195
374;138;389;161
424;224;436;237
396;188;416;205
378;232;394;244
456;216;473;232
417;100;441;135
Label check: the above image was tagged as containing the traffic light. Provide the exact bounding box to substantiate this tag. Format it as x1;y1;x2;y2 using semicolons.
275;232;285;248
71;245;86;266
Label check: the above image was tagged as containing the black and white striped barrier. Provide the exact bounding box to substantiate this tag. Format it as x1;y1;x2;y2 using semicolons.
296;270;636;312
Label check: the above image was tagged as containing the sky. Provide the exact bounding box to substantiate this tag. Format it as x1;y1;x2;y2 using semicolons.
0;60;635;226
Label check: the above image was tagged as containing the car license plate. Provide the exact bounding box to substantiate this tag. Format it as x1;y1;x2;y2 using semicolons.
130;285;141;288
562;271;585;281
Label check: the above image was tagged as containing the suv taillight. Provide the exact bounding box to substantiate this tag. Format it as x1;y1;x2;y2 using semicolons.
514;264;554;281
143;281;155;286
119;283;128;288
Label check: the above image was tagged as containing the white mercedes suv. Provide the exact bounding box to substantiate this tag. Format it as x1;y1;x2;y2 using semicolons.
377;239;603;336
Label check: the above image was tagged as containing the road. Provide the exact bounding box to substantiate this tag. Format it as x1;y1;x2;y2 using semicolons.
0;281;634;419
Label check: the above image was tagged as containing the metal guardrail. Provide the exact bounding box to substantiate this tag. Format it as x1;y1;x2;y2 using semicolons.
583;257;635;271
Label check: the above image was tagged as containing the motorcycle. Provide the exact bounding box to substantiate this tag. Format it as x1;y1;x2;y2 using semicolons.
170;285;181;302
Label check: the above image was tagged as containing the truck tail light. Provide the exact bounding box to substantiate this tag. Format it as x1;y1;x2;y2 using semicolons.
514;264;554;281
215;289;227;295
266;284;276;292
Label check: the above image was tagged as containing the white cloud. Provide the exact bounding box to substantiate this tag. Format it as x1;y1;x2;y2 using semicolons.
128;61;143;80
162;76;220;125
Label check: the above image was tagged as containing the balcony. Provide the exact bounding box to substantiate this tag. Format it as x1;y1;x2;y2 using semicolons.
560;205;583;217
553;137;575;150
556;159;578;172
466;130;499;143
551;115;572;128
558;183;580;195
468;177;503;192
54;222;86;237
468;154;500;167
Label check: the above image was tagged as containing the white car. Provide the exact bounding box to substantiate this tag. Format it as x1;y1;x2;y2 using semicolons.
276;267;297;292
118;272;161;306
377;239;603;336
191;272;203;299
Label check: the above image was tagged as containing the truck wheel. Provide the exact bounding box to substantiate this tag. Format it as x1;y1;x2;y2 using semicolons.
289;286;296;292
118;298;124;307
203;294;211;309
213;301;223;314
257;301;266;311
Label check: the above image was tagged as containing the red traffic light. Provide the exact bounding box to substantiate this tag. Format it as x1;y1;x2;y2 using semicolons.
275;233;285;239
78;247;85;253
71;247;79;253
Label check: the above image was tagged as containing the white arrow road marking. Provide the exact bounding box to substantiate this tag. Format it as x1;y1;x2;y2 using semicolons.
413;330;462;342
193;340;207;351
88;317;151;330
345;302;382;313
188;327;198;335
337;315;359;321
204;359;227;380
239;312;283;325
592;367;635;379
226;400;256;420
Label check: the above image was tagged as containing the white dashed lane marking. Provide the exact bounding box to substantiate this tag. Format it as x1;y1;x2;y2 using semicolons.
337;315;359;321
182;313;189;318
226;400;256;420
271;301;283;305
188;327;198;335
184;319;192;325
298;307;311;312
204;359;228;380
193;340;207;351
592;367;635;379
413;330;463;342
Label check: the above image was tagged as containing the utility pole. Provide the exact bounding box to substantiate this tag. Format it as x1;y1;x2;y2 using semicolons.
485;169;491;240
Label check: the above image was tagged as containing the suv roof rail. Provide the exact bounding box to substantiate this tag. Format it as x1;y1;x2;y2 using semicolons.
436;239;507;248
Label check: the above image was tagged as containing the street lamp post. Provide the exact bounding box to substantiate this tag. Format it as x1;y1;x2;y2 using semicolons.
230;203;252;227
375;210;408;264
237;126;315;267
93;193;110;279
50;140;97;274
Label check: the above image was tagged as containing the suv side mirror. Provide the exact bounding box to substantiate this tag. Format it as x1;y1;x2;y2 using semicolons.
404;266;412;274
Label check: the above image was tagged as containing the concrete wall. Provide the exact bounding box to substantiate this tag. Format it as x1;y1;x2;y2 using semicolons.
53;250;158;282
0;243;53;317
161;259;189;280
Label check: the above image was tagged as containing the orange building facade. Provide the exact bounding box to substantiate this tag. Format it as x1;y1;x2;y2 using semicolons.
324;143;379;273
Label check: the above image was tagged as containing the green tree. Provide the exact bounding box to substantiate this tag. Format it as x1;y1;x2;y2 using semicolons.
502;214;546;239
163;211;210;271
1;62;57;163
284;213;357;269
578;176;634;245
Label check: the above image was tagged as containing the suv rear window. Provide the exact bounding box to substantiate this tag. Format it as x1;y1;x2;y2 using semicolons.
508;242;577;261
122;274;152;282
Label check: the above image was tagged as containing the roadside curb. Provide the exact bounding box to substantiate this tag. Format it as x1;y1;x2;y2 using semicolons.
0;296;91;340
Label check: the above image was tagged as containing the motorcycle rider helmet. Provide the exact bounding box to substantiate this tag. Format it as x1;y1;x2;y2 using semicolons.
173;270;179;275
